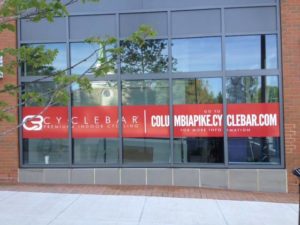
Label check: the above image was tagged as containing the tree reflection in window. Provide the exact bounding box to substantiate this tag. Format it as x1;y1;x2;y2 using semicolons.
120;39;169;74
173;78;223;104
226;76;279;104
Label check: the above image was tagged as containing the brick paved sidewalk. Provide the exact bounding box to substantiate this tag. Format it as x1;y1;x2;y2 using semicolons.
0;183;297;204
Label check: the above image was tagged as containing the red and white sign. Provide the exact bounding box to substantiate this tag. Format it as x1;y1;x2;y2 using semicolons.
22;103;280;139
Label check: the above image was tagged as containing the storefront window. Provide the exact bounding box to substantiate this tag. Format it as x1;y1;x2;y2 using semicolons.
225;35;277;70
121;39;168;74
173;78;224;163
22;82;69;165
72;81;119;164
172;37;222;72
22;43;66;76
226;76;280;164
70;42;116;75
122;80;170;163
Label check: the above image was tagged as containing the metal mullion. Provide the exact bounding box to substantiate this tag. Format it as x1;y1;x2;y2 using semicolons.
172;33;222;39
66;16;73;168
20;76;54;83
225;31;278;37
171;71;223;79
116;13;123;167
121;74;169;80
221;7;228;167
277;0;285;168
225;69;280;77
66;3;276;17
168;10;174;166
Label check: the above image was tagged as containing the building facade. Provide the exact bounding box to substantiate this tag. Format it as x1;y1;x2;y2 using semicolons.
0;0;299;193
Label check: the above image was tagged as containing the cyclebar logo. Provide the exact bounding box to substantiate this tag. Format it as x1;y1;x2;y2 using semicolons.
23;115;44;131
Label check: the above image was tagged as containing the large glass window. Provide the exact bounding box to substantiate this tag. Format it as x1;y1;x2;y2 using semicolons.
172;37;222;72
121;39;168;74
22;43;66;76
122;80;170;163
173;78;224;164
72;81;119;164
226;76;280;164
22;82;69;165
225;35;277;70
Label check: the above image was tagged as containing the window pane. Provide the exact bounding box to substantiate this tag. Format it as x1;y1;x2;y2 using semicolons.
173;78;223;104
225;35;278;70
23;139;69;165
226;36;261;70
72;81;119;164
174;138;224;163
172;37;221;72
228;137;280;164
173;78;224;164
23;43;66;76
226;75;280;164
266;35;278;69
71;42;116;75
122;80;170;164
226;76;279;103
122;80;169;105
72;81;118;106
121;39;168;74
22;82;67;106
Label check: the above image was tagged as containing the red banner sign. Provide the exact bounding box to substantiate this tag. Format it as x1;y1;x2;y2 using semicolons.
22;103;280;139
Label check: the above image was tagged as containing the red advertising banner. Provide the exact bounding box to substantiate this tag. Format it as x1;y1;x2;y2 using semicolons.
227;103;280;137
174;104;223;137
72;106;118;138
22;103;280;139
122;105;170;138
22;107;68;139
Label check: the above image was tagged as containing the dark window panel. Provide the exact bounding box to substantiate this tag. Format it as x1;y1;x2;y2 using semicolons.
228;137;280;164
23;139;69;165
174;138;224;163
73;138;118;164
123;138;170;164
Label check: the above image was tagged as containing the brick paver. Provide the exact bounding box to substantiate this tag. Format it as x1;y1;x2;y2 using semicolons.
0;183;297;204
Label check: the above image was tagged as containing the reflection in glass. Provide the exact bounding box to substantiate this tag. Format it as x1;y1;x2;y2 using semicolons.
173;78;224;164
173;78;223;104
225;35;278;70
73;138;118;164
23;139;69;165
23;82;63;106
226;36;261;70
23;43;66;76
72;81;118;106
123;138;170;163
227;75;280;164
122;80;169;105
71;42;116;75
174;138;224;163
266;35;278;69
122;79;170;164
121;39;168;74
72;81;118;164
228;137;280;164
226;76;279;103
172;37;221;72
